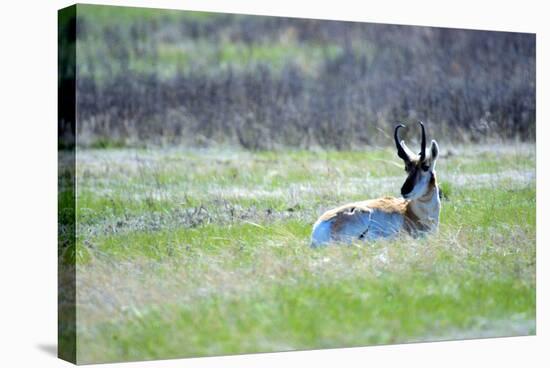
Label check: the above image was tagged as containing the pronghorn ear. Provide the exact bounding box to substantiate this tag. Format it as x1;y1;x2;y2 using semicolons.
430;140;439;161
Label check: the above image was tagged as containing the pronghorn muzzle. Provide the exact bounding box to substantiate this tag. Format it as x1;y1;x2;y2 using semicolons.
401;168;418;197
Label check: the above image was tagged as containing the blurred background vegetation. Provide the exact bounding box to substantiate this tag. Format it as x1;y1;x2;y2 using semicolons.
70;4;535;149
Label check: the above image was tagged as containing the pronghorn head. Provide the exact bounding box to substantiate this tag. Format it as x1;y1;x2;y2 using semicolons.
394;121;440;200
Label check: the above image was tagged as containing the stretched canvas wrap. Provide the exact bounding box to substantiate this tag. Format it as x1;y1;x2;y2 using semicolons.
58;3;536;364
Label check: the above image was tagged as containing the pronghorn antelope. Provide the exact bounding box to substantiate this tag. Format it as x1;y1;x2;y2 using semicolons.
311;121;440;247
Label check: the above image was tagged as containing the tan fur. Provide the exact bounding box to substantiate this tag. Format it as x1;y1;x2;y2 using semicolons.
318;173;438;236
365;197;408;214
319;202;369;233
313;124;440;244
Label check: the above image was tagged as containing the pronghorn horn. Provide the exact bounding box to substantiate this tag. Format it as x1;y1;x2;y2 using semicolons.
394;124;411;163
419;121;426;162
401;140;416;158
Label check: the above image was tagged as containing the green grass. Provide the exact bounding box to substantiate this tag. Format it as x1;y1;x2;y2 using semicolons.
76;4;217;26
79;275;533;362
66;144;536;363
74;4;346;82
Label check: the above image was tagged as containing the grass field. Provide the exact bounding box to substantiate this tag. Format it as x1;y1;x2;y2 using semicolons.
67;143;535;364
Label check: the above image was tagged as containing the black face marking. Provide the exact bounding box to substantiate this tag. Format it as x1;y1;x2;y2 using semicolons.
401;168;418;196
421;164;430;171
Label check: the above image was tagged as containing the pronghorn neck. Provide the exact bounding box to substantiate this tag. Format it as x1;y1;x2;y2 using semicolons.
405;172;440;233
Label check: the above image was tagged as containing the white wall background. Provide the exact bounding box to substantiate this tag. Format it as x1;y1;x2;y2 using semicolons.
0;1;547;367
